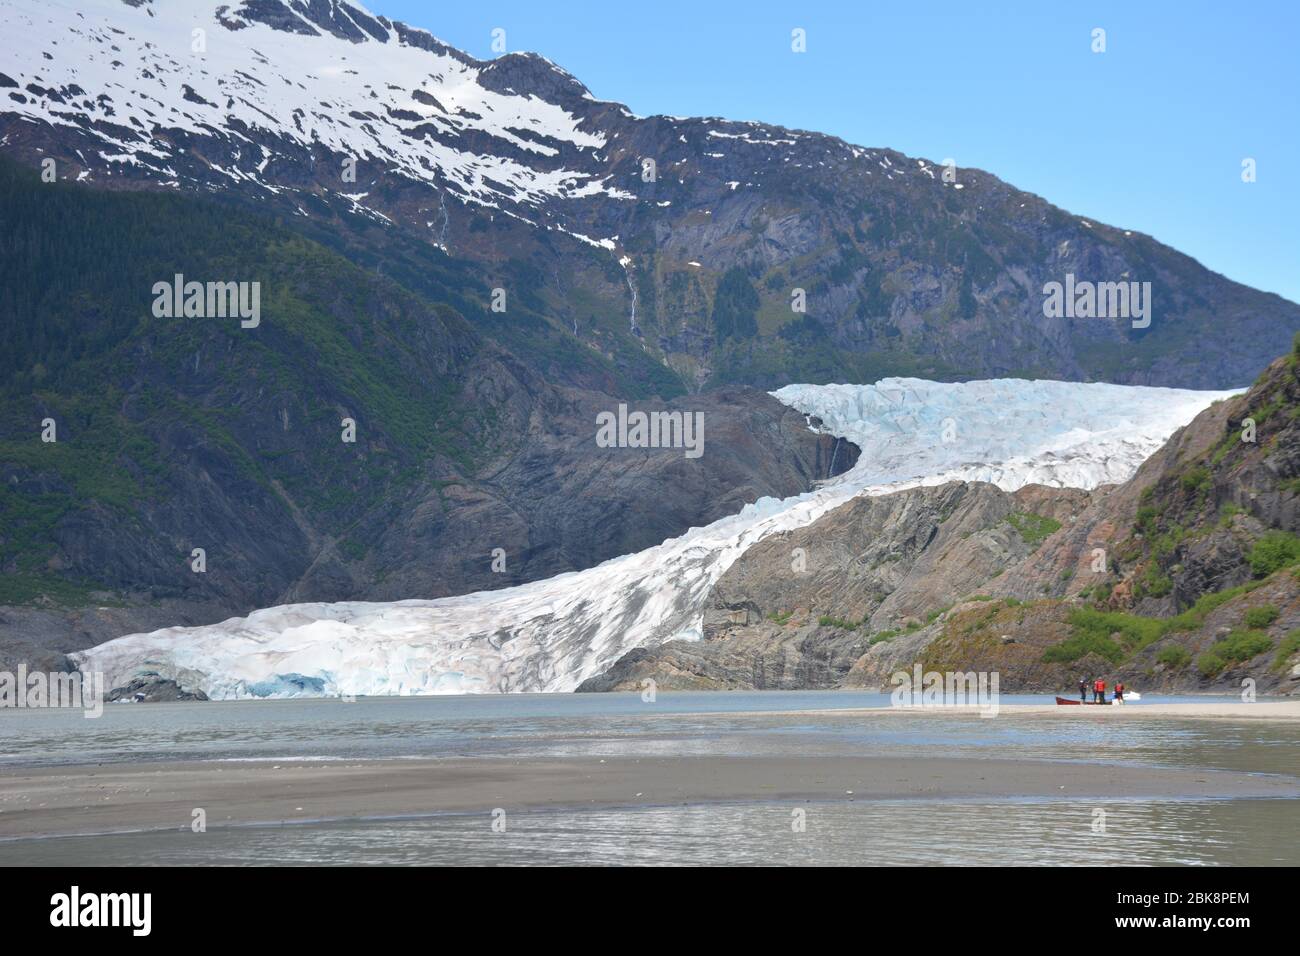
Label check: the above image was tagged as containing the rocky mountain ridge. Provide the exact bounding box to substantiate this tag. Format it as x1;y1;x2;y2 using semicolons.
3;0;1298;390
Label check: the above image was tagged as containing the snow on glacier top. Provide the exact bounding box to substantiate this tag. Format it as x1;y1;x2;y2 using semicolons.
73;378;1238;700
2;0;625;210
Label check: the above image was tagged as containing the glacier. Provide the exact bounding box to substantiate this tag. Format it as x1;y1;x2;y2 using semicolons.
73;378;1238;698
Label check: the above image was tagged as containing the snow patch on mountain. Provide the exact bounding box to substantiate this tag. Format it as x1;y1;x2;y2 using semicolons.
73;379;1237;699
2;0;625;211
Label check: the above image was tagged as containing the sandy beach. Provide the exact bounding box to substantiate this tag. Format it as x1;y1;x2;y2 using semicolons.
2;715;1298;841
3;754;1299;841
767;701;1300;722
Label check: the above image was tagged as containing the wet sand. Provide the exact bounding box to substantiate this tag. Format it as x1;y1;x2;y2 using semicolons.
3;700;1297;843
779;701;1300;722
2;751;1297;841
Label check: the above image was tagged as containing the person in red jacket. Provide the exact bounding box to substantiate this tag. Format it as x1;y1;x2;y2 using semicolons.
1093;677;1105;704
1115;682;1125;702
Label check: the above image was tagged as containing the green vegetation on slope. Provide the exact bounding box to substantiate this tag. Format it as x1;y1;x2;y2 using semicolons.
1006;512;1062;549
0;157;497;601
1038;564;1294;667
711;267;760;341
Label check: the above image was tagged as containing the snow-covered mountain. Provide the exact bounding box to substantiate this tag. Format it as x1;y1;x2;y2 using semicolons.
1;0;627;227
73;378;1236;698
4;0;1297;389
4;2;1292;690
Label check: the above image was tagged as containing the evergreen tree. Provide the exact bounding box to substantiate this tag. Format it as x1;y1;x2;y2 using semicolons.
711;267;759;341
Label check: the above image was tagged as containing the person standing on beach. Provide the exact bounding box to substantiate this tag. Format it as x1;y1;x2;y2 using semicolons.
1093;677;1105;704
1079;678;1089;702
1115;682;1124;702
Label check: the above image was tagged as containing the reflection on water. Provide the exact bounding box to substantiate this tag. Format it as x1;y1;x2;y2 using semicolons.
2;691;1296;776
3;797;1296;866
2;690;1297;865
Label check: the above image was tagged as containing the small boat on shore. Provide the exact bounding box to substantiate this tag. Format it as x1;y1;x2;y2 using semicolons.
1055;696;1106;705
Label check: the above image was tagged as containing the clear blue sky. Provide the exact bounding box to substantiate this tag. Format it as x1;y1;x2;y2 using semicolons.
372;0;1299;304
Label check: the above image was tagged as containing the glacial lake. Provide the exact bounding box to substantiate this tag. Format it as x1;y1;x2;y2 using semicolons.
1;691;1296;865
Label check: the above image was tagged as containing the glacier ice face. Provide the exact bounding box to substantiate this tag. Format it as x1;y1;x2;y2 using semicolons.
771;377;1231;491
73;378;1237;698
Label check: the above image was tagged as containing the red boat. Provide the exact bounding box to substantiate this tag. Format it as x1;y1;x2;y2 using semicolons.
1055;696;1107;705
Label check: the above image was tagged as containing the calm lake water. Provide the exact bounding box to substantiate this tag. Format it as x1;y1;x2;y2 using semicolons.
1;691;1297;865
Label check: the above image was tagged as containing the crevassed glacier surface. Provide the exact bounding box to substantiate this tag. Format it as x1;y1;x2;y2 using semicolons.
74;378;1236;698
